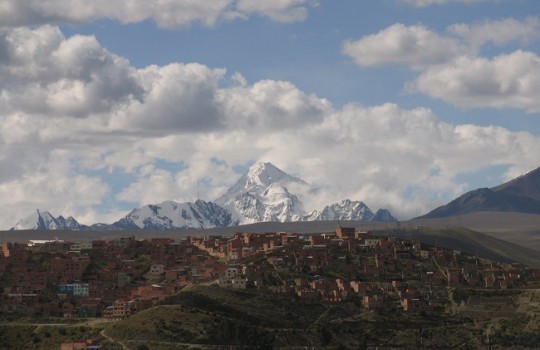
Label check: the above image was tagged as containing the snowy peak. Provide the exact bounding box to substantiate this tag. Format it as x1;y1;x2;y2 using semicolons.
111;199;236;230
245;162;305;188
304;199;374;221
10;162;397;230
64;216;81;229
217;162;308;204
11;210;85;230
215;162;309;224
216;163;396;224
303;200;397;222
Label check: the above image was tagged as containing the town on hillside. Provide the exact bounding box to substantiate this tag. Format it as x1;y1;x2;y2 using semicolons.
2;226;539;318
1;227;540;348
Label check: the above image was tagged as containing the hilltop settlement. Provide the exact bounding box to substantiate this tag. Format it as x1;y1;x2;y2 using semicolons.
1;227;540;349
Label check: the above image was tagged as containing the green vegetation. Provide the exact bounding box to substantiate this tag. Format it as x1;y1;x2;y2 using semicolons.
3;278;540;349
0;324;103;350
98;283;540;349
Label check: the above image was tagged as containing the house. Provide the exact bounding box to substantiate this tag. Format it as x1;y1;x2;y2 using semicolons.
70;242;93;251
297;289;319;303
2;242;30;264
335;226;355;239
61;339;106;350
217;266;247;289
58;283;90;297
103;300;131;320
363;294;384;309
402;298;432;312
149;264;165;275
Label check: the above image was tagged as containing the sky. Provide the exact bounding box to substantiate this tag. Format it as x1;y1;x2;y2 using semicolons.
1;0;540;229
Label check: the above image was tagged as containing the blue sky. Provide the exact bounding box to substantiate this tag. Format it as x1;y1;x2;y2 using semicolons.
1;0;540;228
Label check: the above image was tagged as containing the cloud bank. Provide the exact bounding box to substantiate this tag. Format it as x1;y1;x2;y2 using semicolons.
343;17;540;112
0;0;317;28
1;25;540;229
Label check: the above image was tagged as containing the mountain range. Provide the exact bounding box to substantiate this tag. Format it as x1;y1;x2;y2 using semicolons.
11;162;397;230
419;166;540;219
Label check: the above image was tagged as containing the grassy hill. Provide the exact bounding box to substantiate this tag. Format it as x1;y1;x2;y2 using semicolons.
103;283;540;349
0;323;104;350
2;275;539;348
105;284;327;349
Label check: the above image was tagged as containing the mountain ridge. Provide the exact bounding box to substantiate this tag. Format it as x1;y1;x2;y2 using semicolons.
11;162;396;230
419;166;540;219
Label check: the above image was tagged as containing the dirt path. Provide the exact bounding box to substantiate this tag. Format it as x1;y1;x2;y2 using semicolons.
100;328;130;350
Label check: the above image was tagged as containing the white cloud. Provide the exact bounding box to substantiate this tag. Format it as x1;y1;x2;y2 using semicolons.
116;166;185;205
235;0;317;23
0;26;141;118
449;17;540;48
251;103;540;217
410;51;540;112
344;17;540;112
2;25;540;229
0;150;111;228
342;23;467;69
0;0;315;28
0;0;234;28
218;79;331;130
114;63;226;133
401;0;486;7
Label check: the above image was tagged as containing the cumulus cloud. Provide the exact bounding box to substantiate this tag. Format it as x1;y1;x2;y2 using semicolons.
401;0;486;7
235;0;317;23
218;80;331;130
342;23;467;69
343;18;539;70
449;17;540;48
0;26;141;118
246;103;540;216
0;150;111;228
2;25;540;229
114;63;227;133
0;0;316;28
344;17;540;112
409;51;540;112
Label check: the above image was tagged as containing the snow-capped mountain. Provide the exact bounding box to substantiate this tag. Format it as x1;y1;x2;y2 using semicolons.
11;162;396;230
11;210;85;230
303;199;375;221
110;199;237;230
215;162;309;224
301;199;396;222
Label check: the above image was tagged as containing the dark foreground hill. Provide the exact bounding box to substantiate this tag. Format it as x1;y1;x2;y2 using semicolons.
102;284;540;349
420;167;540;219
7;283;536;349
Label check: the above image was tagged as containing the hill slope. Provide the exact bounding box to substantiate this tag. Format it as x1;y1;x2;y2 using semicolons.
420;166;540;218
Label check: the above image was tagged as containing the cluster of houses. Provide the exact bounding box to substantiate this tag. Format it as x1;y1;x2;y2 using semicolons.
0;236;226;319
1;226;540;322
193;227;540;312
